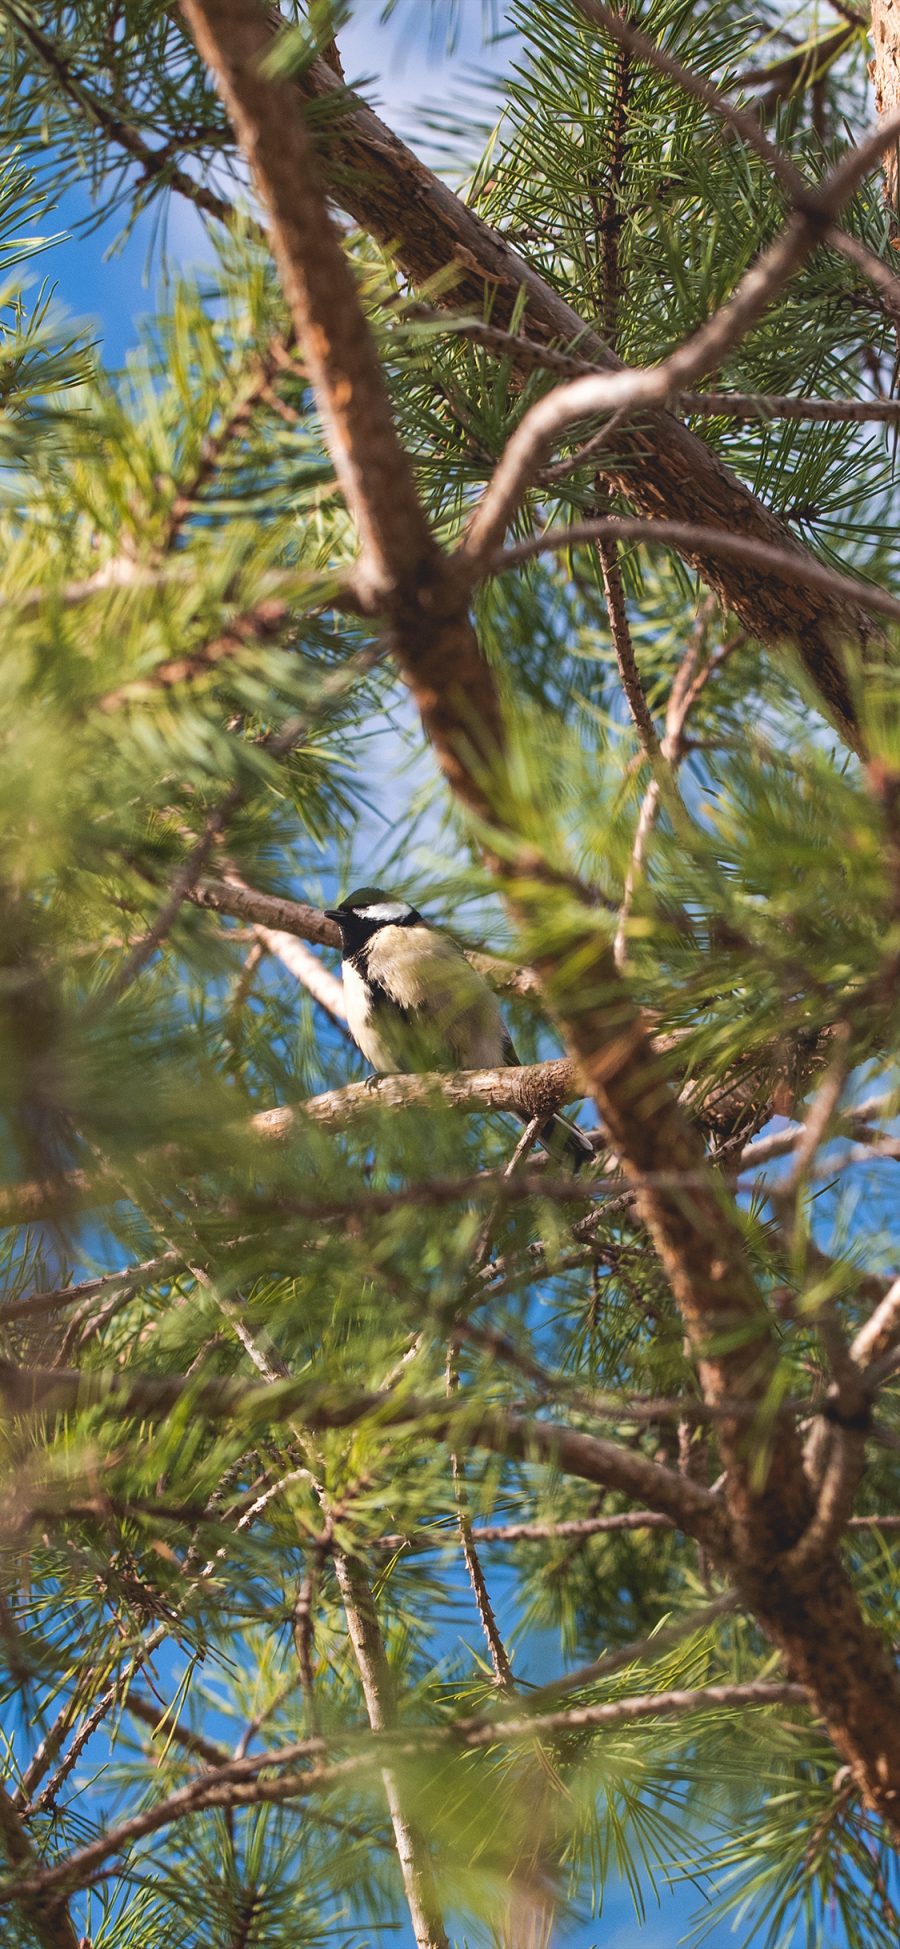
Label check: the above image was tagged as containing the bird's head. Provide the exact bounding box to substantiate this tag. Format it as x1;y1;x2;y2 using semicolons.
324;887;422;953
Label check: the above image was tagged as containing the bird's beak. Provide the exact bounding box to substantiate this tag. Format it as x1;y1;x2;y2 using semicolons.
323;908;342;924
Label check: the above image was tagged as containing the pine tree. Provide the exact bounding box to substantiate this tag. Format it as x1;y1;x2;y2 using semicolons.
1;3;900;1945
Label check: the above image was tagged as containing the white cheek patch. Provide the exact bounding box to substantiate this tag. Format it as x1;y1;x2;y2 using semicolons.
356;901;413;923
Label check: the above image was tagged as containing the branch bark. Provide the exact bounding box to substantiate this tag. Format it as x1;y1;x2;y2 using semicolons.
251;1057;582;1135
180;0;498;816
870;2;900;248
287;44;888;751
177;0;900;1839
0;1782;80;1949
332;1554;449;1949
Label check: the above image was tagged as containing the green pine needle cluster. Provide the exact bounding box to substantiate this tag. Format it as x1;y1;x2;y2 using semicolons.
0;4;899;1947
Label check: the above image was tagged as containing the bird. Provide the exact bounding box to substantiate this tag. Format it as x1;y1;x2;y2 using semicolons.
324;887;593;1169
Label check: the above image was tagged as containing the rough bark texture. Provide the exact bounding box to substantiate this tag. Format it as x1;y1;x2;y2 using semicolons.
871;0;900;240
529;939;812;1543
179;0;900;1845
737;1554;900;1823
0;1785;80;1949
293;52;870;750
180;0;500;814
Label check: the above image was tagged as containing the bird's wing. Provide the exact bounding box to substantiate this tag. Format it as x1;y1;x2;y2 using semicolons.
363;925;509;1071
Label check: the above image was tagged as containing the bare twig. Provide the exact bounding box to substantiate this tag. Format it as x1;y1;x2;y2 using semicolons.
7;4;234;225
532;1591;738;1702
461;106;900;573
375;1511;676;1551
0;1679;813;1910
492;516;900;632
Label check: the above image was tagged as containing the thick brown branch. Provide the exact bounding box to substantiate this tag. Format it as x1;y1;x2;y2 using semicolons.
180;0;498;814
863;3;900;247
190;875;341;950
287;49;888;749
0;1362;717;1540
0;1783;80;1949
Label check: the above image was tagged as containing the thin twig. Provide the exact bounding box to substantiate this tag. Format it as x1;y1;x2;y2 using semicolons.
8;4;235;225
573;0;900;331
101;794;240;1004
533;1591;738;1702
462;105;900;565
0;1683;811;1909
491;516;900;630
402;313;900;420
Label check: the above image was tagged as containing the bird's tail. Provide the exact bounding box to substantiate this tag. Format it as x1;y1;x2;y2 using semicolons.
536;1113;594;1172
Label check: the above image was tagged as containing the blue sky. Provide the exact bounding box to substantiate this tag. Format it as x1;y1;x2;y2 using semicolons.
18;5;867;1944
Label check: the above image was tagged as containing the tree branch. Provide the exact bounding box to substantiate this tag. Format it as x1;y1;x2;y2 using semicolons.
0;1682;809;1910
493;515;900;631
332;1552;449;1949
463;99;900;589
1;1250;183;1327
0;1783;80;1949
180;0;498;820
251;925;348;1026
284;41;888;748
404;318;900;420
251;1057;582;1136
0;1360;719;1540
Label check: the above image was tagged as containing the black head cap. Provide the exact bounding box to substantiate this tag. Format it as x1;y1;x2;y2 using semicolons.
323;887;422;949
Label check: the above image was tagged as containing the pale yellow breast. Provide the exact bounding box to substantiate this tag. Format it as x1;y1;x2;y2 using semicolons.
363;925;507;1068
